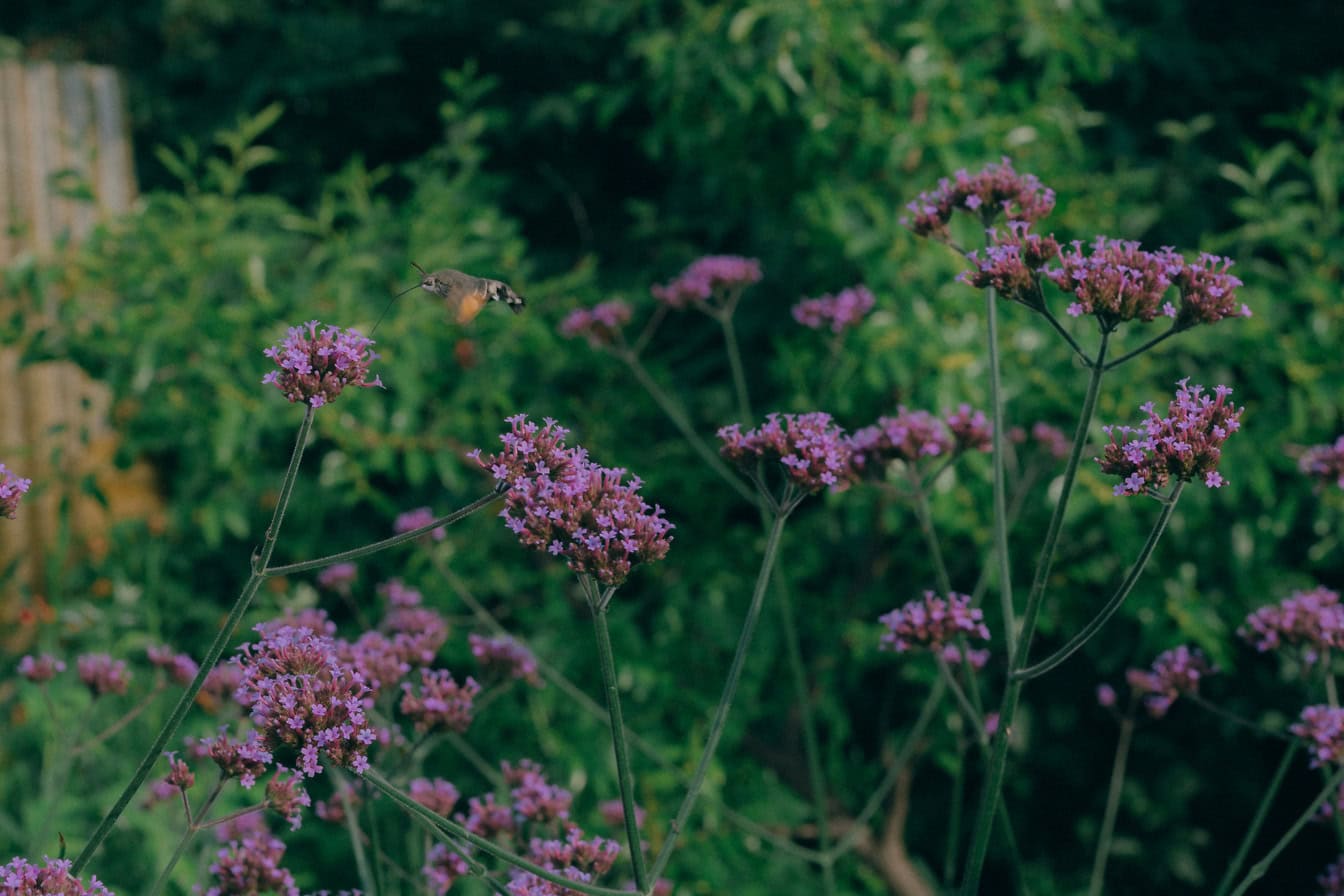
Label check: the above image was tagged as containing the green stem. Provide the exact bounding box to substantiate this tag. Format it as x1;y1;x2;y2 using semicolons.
335;767;378;896
1015;482;1184;681
1213;740;1301;896
649;506;792;882
716;310;754;425
365;769;633;896
1228;763;1344;896
910;476;954;601
587;583;650;892
71;405;316;874
1039;306;1094;366
1187;694;1294;742
147;775;225;896
944;742;968;885
1101;327;1180;371
1087;715;1135;896
776;578;836;896
984;284;1017;662
618;350;758;506
263;489;502;576
960;332;1110;894
71;682;168;756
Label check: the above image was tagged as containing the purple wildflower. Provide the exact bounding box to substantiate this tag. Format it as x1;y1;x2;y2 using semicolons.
212;810;269;843
940;642;990;670
379;579;424;608
1044;237;1184;325
848;408;954;471
147;645;199;685
1240;586;1344;664
470;633;543;686
1293;705;1344;767
1300;435;1344;491
559;300;634;347
791;285;876;333
400;668;481;734
380;602;449;666
341;631;411;698
719;412;858;495
316;562;358;596
461;793;515;838
1031;422;1070;460
957;221;1061;309
204;834;298;896
1097;380;1243;496
233;625;377;777
1319;856;1344;896
651;255;762;311
202;728;273;789
262;321;382;408
0;857;116;896
879;591;990;655
504;759;572;824
423;843;471;896
528;827;621;876
470;414;582;490
17;654;65;683
945;404;993;452
903;158;1056;239
409;777;461;816
164;752;195;791
314;782;362;824
1096;684;1117;708
1172;252;1249;327
1125;646;1214;718
0;463;32;519
200;663;245;713
599;799;646;829
265;771;311;831
256;609;339;639
76;653;130;697
394;506;448;541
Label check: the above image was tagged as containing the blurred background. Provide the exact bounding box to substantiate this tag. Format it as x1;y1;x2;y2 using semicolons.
0;1;1341;893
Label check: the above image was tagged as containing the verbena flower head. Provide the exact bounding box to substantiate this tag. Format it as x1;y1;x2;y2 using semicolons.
17;654;65;683
410;777;461;816
394;506;447;541
791;285;875;333
599;798;646;829
1300;435;1344;491
461;793;515;837
1171;252;1249;327
164;752;195;790
1124;646;1214;718
316;562;358;595
76;653;130;697
0;463;32;520
559;300;633;347
1031;422;1070;460
424;843;471;895
262;321;382;408
470;634;543;686
380;602;449;666
651;255;762;310
202;727;273;788
0;856;116;896
342;631;410;698
504;759;572;825
527;828;621;877
1319;855;1344;896
1045;237;1184;326
147;645;199;685
1240;586;1344;664
879;591;990;655
476;416;673;586
400;668;481;734
205;834;297;896
848;408;953;470
945;404;993;452
1096;684;1118;708
1097;380;1243;496
958;221;1061;309
718;412;858;495
903;158;1056;239
1293;705;1344;767
233;625;376;777
265;771;311;831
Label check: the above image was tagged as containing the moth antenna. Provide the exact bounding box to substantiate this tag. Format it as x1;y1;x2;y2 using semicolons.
411;261;428;276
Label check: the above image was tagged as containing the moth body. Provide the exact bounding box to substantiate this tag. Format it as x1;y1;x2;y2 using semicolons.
414;265;526;324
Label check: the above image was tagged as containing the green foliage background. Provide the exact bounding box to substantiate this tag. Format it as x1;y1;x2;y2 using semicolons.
0;1;1341;893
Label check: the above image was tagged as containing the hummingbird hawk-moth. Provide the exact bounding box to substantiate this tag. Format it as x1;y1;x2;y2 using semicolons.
409;262;526;323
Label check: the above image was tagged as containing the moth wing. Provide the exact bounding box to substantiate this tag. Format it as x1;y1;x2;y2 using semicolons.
454;288;490;324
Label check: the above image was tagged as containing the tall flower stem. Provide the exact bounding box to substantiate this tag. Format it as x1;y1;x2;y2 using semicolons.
1228;763;1344;896
1213;740;1301;896
1087;714;1135;896
146;771;226;896
72;405;316;875
960;331;1110;894
1015;482;1184;681
983;285;1017;662
776;578;836;896
716;310;754;425
649;505;792;882
586;579;650;892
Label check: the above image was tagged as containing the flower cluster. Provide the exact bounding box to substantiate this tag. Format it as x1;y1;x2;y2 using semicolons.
76;653;130;697
262;321;383;408
1124;646;1214;718
903;158;1056;239
1300;435;1344;490
470;634;542;686
265;772;311;831
718;412;857;494
1045;237;1184;324
233;625;377;777
505;759;572;825
1097;380;1243;496
0;462;31;519
164;752;195;791
1240;586;1344;664
147;645;199;685
410;777;461;816
424;843;471;895
474;415;674;587
1171;252;1250;327
945;404;993;452
878;591;990;655
204;834;298;896
0;857;115;896
17;654;64;683
1319;855;1344;896
791;285;875;333
1030;422;1070;460
847;404;993;476
559;300;633;347
394;506;447;541
1293;705;1344;767
202;728;274;789
651;255;762;309
316;562;358;595
400;668;481;734
957;221;1061;309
